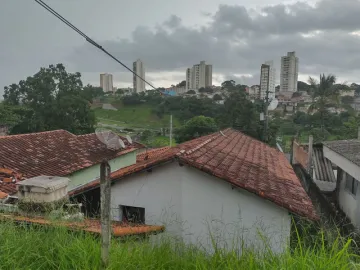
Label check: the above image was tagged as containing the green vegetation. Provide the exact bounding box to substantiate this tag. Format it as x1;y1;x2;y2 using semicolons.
2;64;97;135
2;64;358;151
95;105;180;130
0;221;358;269
175;116;218;143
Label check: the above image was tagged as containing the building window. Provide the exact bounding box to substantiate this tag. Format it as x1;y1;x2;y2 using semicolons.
120;205;145;224
345;174;358;195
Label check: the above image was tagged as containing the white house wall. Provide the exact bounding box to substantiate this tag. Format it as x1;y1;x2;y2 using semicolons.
323;146;360;228
337;171;360;226
110;162;291;253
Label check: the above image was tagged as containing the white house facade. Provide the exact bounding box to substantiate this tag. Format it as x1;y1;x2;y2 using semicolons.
110;162;291;253
323;140;360;228
73;129;317;254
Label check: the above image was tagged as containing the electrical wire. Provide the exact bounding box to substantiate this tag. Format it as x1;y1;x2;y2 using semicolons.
34;0;158;90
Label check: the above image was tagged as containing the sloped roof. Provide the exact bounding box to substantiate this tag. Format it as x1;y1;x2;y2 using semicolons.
0;191;8;200
71;129;318;221
177;129;317;220
0;130;143;196
323;139;360;167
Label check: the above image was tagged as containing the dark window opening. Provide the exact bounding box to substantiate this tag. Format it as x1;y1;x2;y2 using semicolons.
345;173;358;196
120;205;145;224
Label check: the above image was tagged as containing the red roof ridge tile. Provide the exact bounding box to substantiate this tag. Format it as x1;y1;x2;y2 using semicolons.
0;129;75;139
178;130;229;157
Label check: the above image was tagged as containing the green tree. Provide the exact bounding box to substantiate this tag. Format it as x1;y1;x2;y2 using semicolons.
341;96;354;105
292;92;302;98
186;90;196;95
218;91;262;140
3;63;96;135
213;94;223;101
176;80;186;87
0;103;22;130
82;85;104;102
308;74;340;130
175;116;218;143
221;80;236;90
297;81;310;92
115;88;124;96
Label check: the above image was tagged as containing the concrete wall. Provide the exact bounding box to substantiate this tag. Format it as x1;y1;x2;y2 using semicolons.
324;146;360;228
67;151;136;191
110;162;291;254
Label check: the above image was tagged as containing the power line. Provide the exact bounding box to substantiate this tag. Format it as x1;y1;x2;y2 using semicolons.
34;0;157;90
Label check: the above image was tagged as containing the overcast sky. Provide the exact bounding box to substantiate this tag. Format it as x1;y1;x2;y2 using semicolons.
1;0;360;93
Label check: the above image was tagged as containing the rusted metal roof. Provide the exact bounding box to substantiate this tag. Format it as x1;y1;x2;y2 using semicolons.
323;139;360;167
313;147;336;183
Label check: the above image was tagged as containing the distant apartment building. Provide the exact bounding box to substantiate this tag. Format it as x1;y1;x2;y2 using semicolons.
186;61;212;90
260;61;276;100
100;73;114;93
133;59;145;93
280;52;299;92
248;85;260;100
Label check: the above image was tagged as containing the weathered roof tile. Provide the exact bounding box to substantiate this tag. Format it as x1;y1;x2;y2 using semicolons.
0;130;143;196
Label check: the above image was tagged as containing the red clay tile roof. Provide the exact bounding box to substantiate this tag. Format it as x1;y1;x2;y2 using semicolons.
0;214;164;237
71;129;318;221
177;129;318;221
0;168;25;196
0;191;8;199
0;130;143;196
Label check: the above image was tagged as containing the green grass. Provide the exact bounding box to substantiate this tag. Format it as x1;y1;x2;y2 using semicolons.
94;104;180;130
141;136;177;148
0;221;358;269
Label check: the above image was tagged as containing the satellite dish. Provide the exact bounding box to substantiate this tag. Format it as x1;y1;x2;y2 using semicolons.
95;128;124;150
268;99;279;111
126;135;133;144
95;128;112;144
118;138;126;149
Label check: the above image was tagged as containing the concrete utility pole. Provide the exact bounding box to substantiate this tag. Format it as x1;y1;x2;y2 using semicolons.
100;160;111;269
170;114;173;147
263;86;272;143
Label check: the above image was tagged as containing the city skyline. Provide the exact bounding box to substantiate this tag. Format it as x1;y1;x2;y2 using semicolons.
1;0;359;95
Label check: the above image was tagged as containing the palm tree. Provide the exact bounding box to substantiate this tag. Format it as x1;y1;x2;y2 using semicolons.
308;74;339;130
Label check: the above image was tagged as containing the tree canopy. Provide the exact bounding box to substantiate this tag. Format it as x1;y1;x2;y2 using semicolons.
175;116;218;143
2;63;96;135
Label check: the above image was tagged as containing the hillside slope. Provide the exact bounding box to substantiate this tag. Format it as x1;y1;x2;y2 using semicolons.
94;104;180;130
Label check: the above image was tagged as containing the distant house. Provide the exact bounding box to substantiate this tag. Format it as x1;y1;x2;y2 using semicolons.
72;129;317;254
0;130;143;198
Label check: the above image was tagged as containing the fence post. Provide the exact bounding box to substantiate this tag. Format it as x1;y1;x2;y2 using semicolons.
307;135;313;177
100;160;111;269
290;136;295;165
